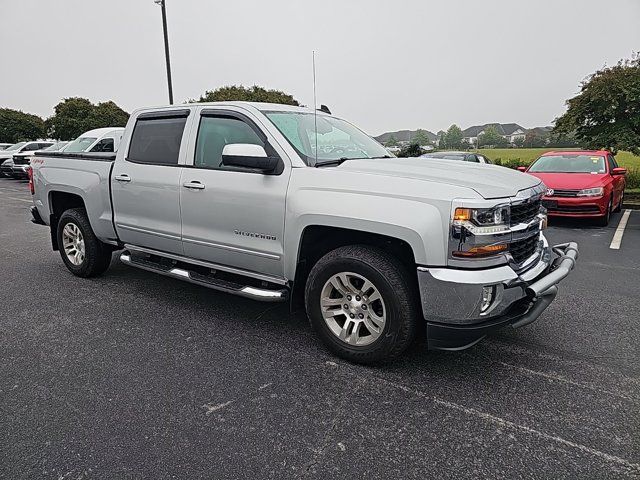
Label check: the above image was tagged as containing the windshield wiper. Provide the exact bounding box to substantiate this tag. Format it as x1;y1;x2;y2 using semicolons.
316;157;353;167
315;155;393;167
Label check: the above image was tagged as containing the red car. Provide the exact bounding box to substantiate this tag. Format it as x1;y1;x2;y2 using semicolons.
520;150;626;226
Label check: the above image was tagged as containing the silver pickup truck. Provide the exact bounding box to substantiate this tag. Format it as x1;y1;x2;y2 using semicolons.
29;102;578;363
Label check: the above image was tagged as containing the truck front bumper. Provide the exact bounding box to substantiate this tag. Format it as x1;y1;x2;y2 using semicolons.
418;240;578;350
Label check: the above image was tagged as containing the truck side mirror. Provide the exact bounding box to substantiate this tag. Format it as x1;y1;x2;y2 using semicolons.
611;167;627;176
517;166;527;172
221;144;279;173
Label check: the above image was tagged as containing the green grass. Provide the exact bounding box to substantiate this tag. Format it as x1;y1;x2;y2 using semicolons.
466;148;640;188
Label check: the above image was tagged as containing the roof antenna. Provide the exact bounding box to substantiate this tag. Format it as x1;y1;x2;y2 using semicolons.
312;50;318;165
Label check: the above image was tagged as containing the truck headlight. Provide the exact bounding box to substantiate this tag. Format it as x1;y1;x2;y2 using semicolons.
451;205;510;259
453;206;510;235
576;187;604;197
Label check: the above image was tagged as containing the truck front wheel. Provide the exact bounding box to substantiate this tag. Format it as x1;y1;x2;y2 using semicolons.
57;208;112;278
305;245;419;363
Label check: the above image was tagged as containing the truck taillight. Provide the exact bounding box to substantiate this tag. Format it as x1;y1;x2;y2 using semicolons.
27;166;34;195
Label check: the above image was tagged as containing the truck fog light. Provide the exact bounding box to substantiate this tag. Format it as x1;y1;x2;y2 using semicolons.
480;285;496;313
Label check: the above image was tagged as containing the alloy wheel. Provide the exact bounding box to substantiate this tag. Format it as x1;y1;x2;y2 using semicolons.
62;222;85;266
320;272;386;346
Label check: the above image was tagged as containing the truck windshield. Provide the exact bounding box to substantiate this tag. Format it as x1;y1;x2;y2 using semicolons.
529;155;606;174
265;112;391;165
64;137;97;153
43;141;68;151
4;142;26;152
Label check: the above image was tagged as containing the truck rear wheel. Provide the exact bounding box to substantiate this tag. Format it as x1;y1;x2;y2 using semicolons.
57;208;112;277
305;245;419;363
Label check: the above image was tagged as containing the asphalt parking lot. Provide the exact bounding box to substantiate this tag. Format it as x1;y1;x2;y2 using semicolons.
1;179;639;479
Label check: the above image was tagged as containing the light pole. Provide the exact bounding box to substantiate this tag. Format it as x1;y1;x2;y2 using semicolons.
154;0;174;104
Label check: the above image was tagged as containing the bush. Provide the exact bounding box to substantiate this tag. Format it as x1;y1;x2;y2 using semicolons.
626;168;640;189
492;158;531;170
398;142;423;157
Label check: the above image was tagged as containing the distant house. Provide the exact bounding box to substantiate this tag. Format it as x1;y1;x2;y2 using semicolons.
374;129;438;147
461;123;526;146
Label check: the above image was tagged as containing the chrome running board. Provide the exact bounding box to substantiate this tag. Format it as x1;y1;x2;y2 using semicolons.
120;251;288;303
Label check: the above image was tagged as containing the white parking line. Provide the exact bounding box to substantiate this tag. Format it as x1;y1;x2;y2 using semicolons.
609;209;631;250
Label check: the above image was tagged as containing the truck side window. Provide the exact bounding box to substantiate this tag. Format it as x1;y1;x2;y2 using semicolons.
195;116;264;169
128;117;187;165
90;138;114;153
607;155;618;171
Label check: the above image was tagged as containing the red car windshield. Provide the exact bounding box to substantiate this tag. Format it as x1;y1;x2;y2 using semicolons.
529;155;606;174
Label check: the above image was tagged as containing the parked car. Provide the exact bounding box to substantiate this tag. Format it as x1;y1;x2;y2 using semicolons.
386;145;401;154
0;143;13;150
421;151;492;164
63;127;124;153
0;141;54;178
12;141;68;179
29;102;578;363
520;150;626;226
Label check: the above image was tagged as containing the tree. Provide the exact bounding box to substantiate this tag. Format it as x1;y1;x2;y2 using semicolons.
398;142;423;157
385;135;399;147
193;85;300;106
87;101;129;129
47;97;94;140
0;109;45;143
414;129;432;146
554;55;640;154
46;97;129;140
524;130;548;148
477;125;504;147
437;130;446;149
512;136;525;148
548;131;579;148
444;124;463;149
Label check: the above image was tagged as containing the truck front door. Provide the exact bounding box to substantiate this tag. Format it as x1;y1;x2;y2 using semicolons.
179;109;289;279
111;110;190;254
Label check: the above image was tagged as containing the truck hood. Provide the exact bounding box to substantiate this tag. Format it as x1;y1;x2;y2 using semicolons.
525;172;608;190
337;157;542;199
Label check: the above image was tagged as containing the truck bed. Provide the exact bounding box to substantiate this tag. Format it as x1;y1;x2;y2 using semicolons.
31;151;119;243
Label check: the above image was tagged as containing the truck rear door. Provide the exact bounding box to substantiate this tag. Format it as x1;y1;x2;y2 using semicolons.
111;109;190;254
179;107;289;279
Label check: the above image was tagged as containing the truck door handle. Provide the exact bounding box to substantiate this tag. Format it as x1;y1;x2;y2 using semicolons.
114;174;131;182
183;181;205;190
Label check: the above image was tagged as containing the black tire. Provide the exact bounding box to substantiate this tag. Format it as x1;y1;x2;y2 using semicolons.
304;245;420;364
596;197;612;227
57;208;112;277
614;191;624;213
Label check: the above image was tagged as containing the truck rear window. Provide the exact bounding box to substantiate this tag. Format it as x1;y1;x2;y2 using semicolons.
128;117;187;165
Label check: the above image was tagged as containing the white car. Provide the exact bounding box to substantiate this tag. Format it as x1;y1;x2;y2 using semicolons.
63;127;125;153
11;141;69;179
0;141;55;177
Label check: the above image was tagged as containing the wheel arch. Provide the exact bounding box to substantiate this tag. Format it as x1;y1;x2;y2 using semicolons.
48;191;87;251
288;223;422;311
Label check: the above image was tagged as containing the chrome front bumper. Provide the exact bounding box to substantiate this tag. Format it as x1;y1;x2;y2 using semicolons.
418;237;578;350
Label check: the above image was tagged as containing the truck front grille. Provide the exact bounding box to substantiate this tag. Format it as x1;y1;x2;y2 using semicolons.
510;199;541;226
510;235;539;264
13;156;28;165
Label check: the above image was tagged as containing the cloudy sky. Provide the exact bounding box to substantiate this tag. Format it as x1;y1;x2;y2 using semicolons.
1;0;638;135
